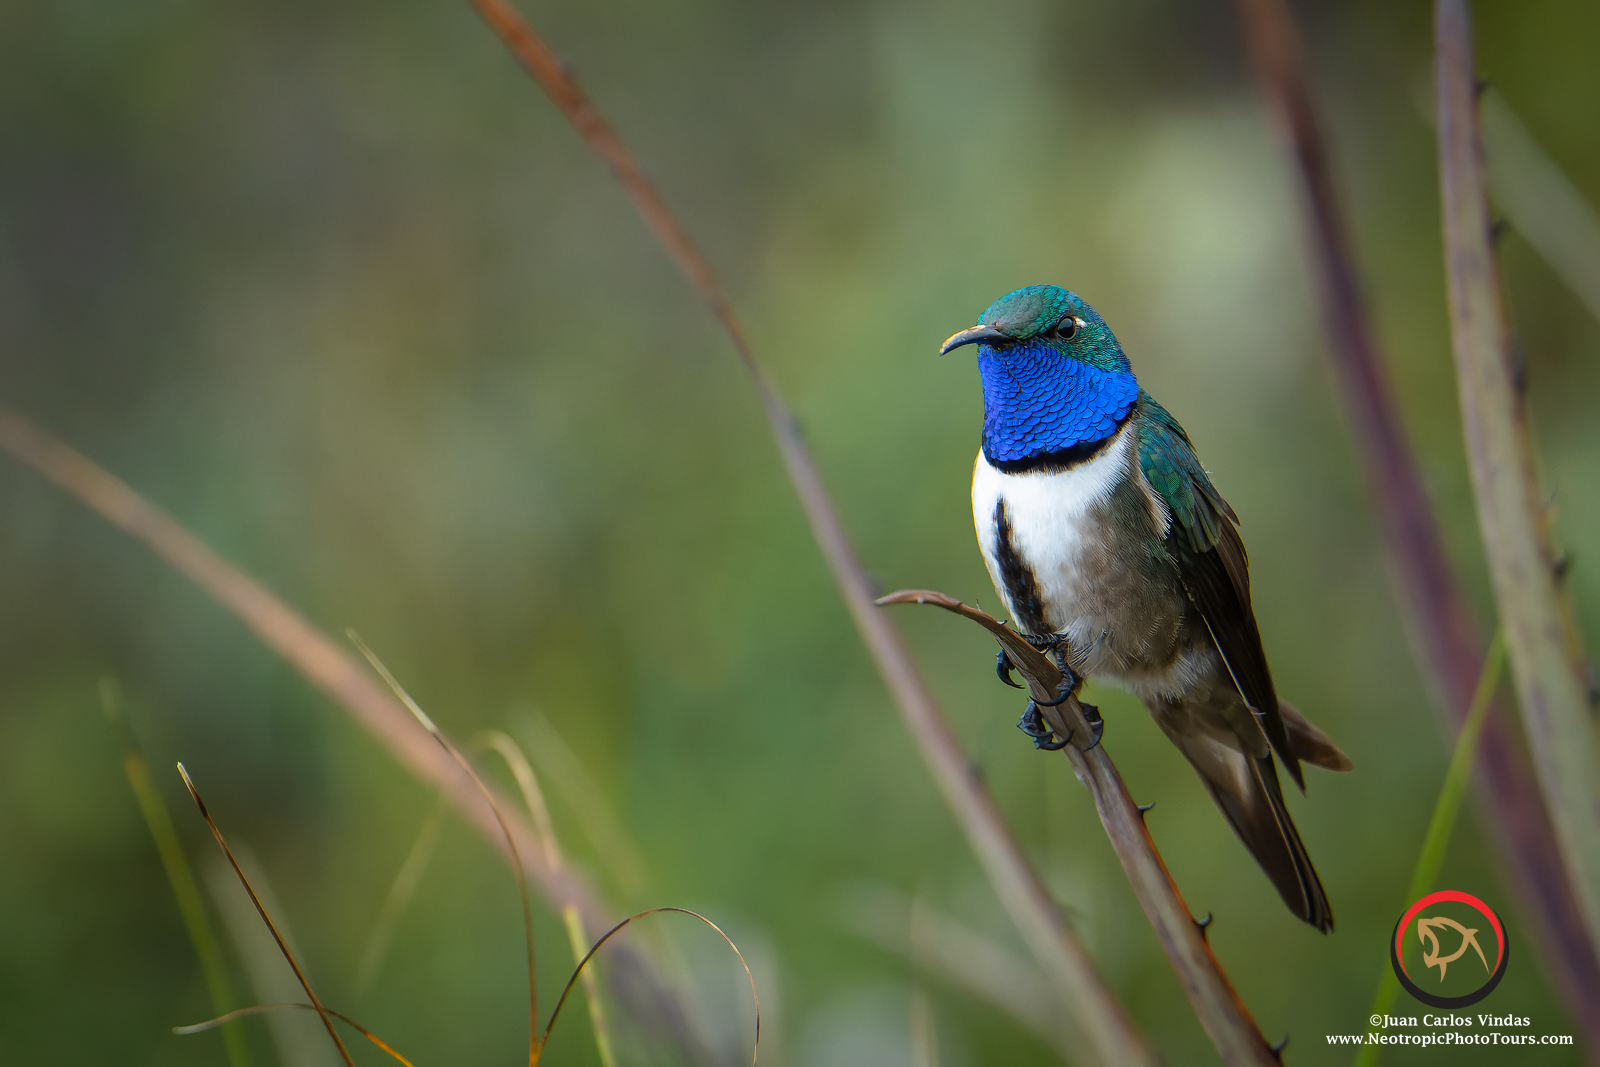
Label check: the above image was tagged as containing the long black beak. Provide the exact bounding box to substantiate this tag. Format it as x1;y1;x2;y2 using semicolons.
939;324;1010;355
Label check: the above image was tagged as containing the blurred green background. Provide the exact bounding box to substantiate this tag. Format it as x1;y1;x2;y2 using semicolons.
2;0;1598;1063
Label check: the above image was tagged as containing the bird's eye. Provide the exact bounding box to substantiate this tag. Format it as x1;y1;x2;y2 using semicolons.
1046;317;1080;342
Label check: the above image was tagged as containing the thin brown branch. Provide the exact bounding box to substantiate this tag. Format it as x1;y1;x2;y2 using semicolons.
1436;0;1600;948
0;407;722;1067
880;592;1281;1066
462;4;1157;1064
1231;0;1600;1037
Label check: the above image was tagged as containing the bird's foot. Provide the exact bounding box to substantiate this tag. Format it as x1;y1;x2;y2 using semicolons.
1017;701;1070;751
999;632;1079;689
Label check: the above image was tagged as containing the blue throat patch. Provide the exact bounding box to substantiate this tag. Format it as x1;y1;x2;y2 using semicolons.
978;341;1140;464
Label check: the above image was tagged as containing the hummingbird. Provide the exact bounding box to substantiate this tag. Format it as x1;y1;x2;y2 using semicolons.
941;284;1351;932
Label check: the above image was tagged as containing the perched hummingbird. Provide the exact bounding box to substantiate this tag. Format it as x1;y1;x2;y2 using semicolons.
941;284;1351;932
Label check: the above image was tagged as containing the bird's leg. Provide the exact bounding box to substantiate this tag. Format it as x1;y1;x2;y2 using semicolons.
1007;631;1082;750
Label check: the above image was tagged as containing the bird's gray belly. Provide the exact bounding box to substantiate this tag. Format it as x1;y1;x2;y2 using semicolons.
981;465;1217;701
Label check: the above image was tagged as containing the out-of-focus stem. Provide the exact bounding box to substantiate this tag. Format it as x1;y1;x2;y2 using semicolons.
1436;0;1600;953
461;2;1158;1064
1481;92;1600;327
105;681;254;1067
1231;0;1600;1040
0;407;722;1067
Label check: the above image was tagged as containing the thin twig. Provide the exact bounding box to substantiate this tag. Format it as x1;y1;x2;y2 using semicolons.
1231;0;1600;1037
177;763;357;1067
175;1004;417;1067
461;3;1156;1064
1436;0;1600;951
103;682;254;1067
0;407;721;1067
881;591;1280;1066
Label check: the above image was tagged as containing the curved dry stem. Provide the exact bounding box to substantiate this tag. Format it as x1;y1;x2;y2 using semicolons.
545;907;759;1066
175;764;357;1067
347;632;541;1067
0;412;716;1063
479;730;562;871
461;5;1153;1063
879;591;1281;1066
479;729;619;1067
175;1003;415;1067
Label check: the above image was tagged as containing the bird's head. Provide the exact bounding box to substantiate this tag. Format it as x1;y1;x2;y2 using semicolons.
941;285;1140;467
939;284;1130;374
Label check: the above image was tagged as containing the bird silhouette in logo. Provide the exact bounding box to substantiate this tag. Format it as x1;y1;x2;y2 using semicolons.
1417;915;1490;983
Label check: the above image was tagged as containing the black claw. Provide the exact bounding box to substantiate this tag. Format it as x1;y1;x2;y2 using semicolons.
1195;912;1214;940
1079;702;1104;750
1035;686;1073;707
995;649;1024;689
1017;701;1071;751
1270;1035;1289;1059
1137;802;1156;815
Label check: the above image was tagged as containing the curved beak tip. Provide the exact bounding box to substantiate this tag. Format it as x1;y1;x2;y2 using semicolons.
939;324;1008;355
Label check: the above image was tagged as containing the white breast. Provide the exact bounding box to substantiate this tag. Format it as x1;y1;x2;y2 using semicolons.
970;424;1134;635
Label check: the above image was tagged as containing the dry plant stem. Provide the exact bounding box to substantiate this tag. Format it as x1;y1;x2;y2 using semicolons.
348;635;541;1067
1436;0;1600;949
176;763;357;1067
104;682;254;1067
546;907;760;1067
463;4;1155;1064
177;1004;417;1067
481;730;618;1067
881;591;1280;1067
1232;0;1600;1035
0;408;719;1067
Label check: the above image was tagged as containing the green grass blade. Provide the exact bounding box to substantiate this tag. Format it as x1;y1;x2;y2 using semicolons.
355;793;448;997
1354;629;1506;1067
103;680;254;1067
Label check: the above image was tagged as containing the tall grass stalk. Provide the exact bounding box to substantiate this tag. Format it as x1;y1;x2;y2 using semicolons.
102;681;254;1067
1231;0;1600;1033
1354;630;1505;1067
355;794;448;997
1437;0;1600;955
0;406;720;1063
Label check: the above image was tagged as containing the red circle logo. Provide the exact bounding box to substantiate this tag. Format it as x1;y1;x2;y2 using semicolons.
1390;890;1509;1008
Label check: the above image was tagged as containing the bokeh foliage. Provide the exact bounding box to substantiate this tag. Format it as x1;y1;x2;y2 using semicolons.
2;0;1598;1063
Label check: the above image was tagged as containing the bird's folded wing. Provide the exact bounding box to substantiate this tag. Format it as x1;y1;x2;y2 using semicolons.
1135;394;1304;790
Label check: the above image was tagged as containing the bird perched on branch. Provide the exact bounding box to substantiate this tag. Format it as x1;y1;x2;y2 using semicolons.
942;284;1351;932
